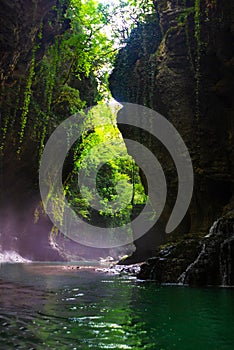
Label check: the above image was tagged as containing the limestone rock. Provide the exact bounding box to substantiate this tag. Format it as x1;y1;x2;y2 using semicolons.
110;0;234;262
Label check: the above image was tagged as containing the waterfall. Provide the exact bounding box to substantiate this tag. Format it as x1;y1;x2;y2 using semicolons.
178;216;234;286
220;231;234;286
0;250;31;263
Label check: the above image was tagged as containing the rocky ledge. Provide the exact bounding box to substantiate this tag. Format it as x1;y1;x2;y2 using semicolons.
65;264;142;277
138;212;234;286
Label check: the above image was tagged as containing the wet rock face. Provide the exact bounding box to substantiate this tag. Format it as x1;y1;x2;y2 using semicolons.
0;0;67;258
220;237;234;286
109;20;162;105
181;214;234;286
138;213;234;286
0;1;110;261
0;0;57;83
0;0;70;85
137;236;202;283
110;0;234;257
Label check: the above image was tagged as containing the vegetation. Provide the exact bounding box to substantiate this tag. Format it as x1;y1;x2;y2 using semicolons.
176;0;202;118
64;104;146;229
42;1;147;231
1;0;156;250
17;46;36;156
99;0;156;45
1;0;210;229
29;0;149;237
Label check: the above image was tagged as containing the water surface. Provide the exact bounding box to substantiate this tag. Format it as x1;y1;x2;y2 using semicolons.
0;263;234;349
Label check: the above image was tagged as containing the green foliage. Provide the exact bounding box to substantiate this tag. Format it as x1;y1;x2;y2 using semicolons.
194;0;201;45
177;7;194;26
0;114;9;155
62;0;116;95
178;1;203;118
38;22;43;40
17;46;36;156
38;38;60;157
10;0;160;157
0;84;8;154
54;84;86;114
99;0;156;45
1;0;147;237
65;104;146;227
14;0;117;158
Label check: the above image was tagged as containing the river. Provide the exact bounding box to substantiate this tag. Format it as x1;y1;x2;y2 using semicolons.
0;263;234;349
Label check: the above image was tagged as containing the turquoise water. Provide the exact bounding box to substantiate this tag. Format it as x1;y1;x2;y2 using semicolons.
0;263;234;349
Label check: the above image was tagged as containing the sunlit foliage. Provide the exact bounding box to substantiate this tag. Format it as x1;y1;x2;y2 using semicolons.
64;103;147;227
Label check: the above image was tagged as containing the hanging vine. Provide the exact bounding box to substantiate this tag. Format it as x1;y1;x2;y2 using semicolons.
0;84;8;154
0;114;9;155
39;37;59;159
17;46;36;156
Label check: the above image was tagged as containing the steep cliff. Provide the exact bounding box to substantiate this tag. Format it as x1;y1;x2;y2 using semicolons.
0;0;104;261
0;0;61;260
110;0;234;281
180;212;234;286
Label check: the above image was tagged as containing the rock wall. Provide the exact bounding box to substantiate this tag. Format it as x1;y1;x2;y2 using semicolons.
180;212;234;286
138;211;234;286
110;0;234;263
0;0;60;260
0;0;63;84
0;0;104;261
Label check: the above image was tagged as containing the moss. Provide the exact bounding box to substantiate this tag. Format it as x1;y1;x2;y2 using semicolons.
17;47;36;156
194;0;201;47
178;1;204;118
38;22;43;40
11;84;21;132
38;38;59;159
0;84;7;154
177;7;195;26
184;16;195;73
0;115;9;155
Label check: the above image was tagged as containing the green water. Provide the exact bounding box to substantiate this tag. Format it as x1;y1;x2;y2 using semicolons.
0;263;234;349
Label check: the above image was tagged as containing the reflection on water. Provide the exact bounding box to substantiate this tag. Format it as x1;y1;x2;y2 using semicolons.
0;263;234;349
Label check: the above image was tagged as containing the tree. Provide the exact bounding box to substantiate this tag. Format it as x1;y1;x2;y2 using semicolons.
62;0;116;95
97;0;156;46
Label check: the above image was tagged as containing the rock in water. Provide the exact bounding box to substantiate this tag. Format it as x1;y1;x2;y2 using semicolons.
179;213;234;286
